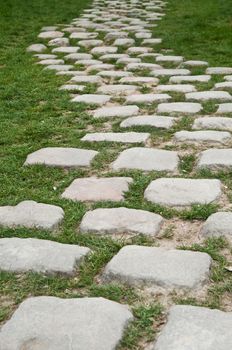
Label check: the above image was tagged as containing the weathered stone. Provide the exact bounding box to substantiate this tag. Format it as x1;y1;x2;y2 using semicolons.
59;84;85;92
127;46;153;55
206;67;232;75
151;68;190;76
153;305;232;350
97;84;138;95
111;148;179;172
197;149;232;171
142;38;162;45
0;200;64;231
38;31;64;39
0;238;90;275
78;39;104;48
71;75;103;84
119;76;159;85
217;103;232;114
114;38;135;46
135;32;152;39
48;37;69;46
91;46;118;55
100;53;129;62
193;117;232;131
75;59;102;66
38;58;64;65
144;178;221;207
157;102;202;114
120;115;176;129
201;212;232;238
52;46;80;53
186;91;232;101
174;130;231;144
127;62;162;71
117;57;141;65
103;246;211;289
156;84;196;93
224;75;232;81
41;26;58;31
24;147;98;168
71;94;110;105
64;53;93;61
169;75;211;83
97;70;133;78
126;93;171;104
34;54;56;59
213;82;232;90
80;207;164;236
156;55;183;63
0;296;133;350
61;177;133;202
105;31;128;41
44;64;73;71
93;105;139;118
70;32;98;39
183;60;209;67
27;44;47;53
86;63;115;72
81;132;149;143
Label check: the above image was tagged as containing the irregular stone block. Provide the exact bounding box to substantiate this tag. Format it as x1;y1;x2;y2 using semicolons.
126;93;171;104
79;39;104;48
217;103;232;114
193;117;232;131
174;130;231;144
91;46;118;55
169;75;211;83
156;55;183;63
97;84;138;95
183;60;209;67
48;37;69;46
71;75;103;84
93;105;139;118
120;115;176;129
71;94;110;105
38;31;64;39
156;84;196;93
157;102;202;114
81;132;150;143
151;69;190;76
201;212;232;238
119;76;159;85
186;91;232;101
197;149;232;171
27;44;47;53
52;46;80;53
206;67;232;75
64;53;93;61
44;64;73;71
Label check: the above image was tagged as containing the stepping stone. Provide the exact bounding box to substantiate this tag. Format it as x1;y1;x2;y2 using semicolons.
156;55;183;63
27;44;47;52
206;67;232;75
213;82;232;90
48;37;69;46
0;200;64;231
97;70;133;78
59;84;85;92
135;32;152;39
100;53;129;62
217;103;232;114
79;39;104;48
151;69;191;76
174;130;231;144
111;147;179;172
142;38;162;45
127;47;153;55
183;60;209;67
56;70;84;76
186;91;232;101
0;296;133;350
97;84;138;95
80;207;164;236
38;59;64;65
156;84;196;93
24;147;98;168
201;212;232;238
119;76;159;85
70;32;98;39
0;238;90;275
75;59;102;66
52;46;80;53
153;306;232;350
86;64;115;72
35;54;56;59
91;46;118;55
127;62;162;71
114;38;135;47
120;115;176;129
44;64;73;71
117;57;141;65
81;132;149;143
105;32;128;40
71;94;110;105
41;26;58;31
169;75;211;83
93;105;139;118
157;102;202;114
71;75;103;84
103;245;211;289
144;178;221;207
38;31;64;39
197;149;232;171
193;117;232;131
64;53;93;61
61;177;133;202
126;93;171;104
224;75;232;81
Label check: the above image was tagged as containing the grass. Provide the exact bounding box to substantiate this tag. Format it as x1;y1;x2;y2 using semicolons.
0;0;232;348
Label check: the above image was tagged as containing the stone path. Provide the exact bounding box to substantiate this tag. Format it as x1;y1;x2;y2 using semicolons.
1;0;232;348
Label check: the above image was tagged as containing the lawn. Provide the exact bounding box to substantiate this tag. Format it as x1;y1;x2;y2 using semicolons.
0;0;232;348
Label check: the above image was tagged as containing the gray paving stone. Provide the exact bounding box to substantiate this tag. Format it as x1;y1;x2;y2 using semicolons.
80;207;164;236
0;200;64;231
156;84;196;93
86;63;115;72
151;68;191;77
48;37;69;46
126;93;171;104
59;84;85;92
91;46;118;55
186;91;232;101
27;44;47;52
201;212;232;238
41;26;58;31
0;296;133;350
119;76;159;85
81;132;150;143
157;102;202;114
144;178;221;207
97;70;133;78
116;57;141;65
24;147;98;168
127;62;162;71
111;147;179;172
114;38;135;46
0;238;90;275
38;58;64;65
52;46;80;53
34;54;57;59
127;47;153;55
71;75;103;84
75;59;102;66
64;53;93;61
193;117;232;131
120;115;176;129
197;149;232;171
44;64;73;71
174;130;231;144
70;32;98;39
135;32;152;39
142;38;162;45
61;177;133;202
71;94;110;105
224;75;232;81
169;75;211;83
213;82;232;90
216;103;232;114
38;31;64;39
183;60;209;67
97;84;138;95
156;55;183;63
103;245;211;289
105;31;128;41
153;305;232;350
93;105;139;118
100;53;129;62
206;67;232;75
78;39;104;48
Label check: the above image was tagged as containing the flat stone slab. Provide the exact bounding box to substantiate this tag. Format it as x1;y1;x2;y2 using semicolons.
0;238;90;275
91;46;118;55
213;82;232;90
174;130;231;144
93;105;139;118
157;102;202;114
27;44;47;52
75;59;102;66
144;178;221;207
153;305;232;350
62;177;133;202
52;46;80;53
65;53;93;61
119;76;159;85
35;54;57;59
38;31;64;39
86;63;115;72
193;117;232;131
127;47;153;55
71;94;110;105
186;91;232;101
0;296;133;350
103;245;211;289
81;132;150;143
97;70;133;78
24;147;98;168
169;75;211;83
126;93;171;104
48;37;69;47
224;75;232;81
111;148;179;172
183;60;209;67
151;69;190;76
97;84;138;95
44;64;73;71
114;38;135;46
217;103;232;114
38;58;64;65
156;55;183;63
206;67;232;75
79;39;104;48
100;53;129;62
120;115;176;129
80;207;164;236
201;212;232;238
0;200;64;231
71;75;103;84
127;63;162;71
156;84;196;93
197;149;232;171
70;32;98;39
142;38;162;45
59;84;85;92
